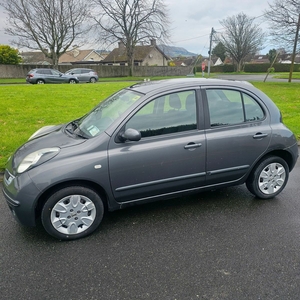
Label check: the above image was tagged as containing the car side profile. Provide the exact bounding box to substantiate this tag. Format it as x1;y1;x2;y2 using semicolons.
2;78;298;240
26;68;79;84
65;68;99;83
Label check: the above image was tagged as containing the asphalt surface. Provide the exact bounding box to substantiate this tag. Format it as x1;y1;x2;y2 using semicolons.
1;155;300;300
214;74;294;82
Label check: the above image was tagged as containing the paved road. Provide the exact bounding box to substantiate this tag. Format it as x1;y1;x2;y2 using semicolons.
1;157;300;300
214;74;293;82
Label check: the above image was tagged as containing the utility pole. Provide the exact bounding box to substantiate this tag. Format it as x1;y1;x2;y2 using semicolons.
264;51;279;82
208;27;215;77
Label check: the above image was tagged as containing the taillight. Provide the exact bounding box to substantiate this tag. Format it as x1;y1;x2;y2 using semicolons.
27;74;34;78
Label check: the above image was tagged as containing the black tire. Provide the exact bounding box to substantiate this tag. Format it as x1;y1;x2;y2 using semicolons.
36;79;45;84
90;77;97;83
69;79;77;84
41;186;104;240
246;156;289;199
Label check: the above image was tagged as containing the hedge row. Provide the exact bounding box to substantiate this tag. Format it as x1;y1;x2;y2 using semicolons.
196;63;300;73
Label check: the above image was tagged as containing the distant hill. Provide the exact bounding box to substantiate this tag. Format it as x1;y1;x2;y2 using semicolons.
158;45;198;58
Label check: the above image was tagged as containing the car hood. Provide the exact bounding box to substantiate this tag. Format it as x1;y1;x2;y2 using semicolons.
11;124;86;170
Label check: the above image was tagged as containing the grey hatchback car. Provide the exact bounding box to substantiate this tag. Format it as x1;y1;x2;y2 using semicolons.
2;78;298;240
65;68;99;83
26;68;79;84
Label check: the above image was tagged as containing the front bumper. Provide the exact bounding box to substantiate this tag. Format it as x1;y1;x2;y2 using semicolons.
2;169;40;227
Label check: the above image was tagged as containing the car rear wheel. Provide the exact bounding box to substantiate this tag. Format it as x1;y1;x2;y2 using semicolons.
69;79;77;84
246;156;289;199
36;79;45;84
90;77;97;83
41;186;104;240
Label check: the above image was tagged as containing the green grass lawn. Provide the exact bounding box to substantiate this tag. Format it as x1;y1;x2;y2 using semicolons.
0;80;299;172
0;82;133;171
0;75;187;84
252;82;300;139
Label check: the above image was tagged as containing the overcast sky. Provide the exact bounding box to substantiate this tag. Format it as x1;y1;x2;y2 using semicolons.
0;0;272;55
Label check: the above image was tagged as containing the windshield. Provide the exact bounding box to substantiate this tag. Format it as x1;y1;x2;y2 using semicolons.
76;89;142;138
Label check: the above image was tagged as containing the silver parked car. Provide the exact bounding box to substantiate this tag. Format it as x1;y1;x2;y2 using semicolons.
2;78;298;240
26;68;79;84
65;68;99;83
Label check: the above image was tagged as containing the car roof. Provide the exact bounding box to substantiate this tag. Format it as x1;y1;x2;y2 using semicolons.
67;68;92;71
128;78;255;95
30;68;57;71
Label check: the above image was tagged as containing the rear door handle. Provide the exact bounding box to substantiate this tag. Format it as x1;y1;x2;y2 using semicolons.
253;133;268;139
184;142;202;150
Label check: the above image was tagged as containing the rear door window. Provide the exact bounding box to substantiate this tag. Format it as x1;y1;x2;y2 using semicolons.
206;89;264;127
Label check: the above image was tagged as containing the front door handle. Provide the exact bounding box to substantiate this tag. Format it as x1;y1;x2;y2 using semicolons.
184;142;202;150
253;133;268;139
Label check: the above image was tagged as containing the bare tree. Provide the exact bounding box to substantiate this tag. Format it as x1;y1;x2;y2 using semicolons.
1;0;91;66
264;0;300;50
217;13;265;72
264;0;300;82
91;0;170;76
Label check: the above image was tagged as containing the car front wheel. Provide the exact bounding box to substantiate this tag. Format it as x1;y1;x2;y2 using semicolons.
246;156;289;199
41;186;104;240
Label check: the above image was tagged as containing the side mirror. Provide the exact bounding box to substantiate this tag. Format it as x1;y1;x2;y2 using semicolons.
120;128;141;142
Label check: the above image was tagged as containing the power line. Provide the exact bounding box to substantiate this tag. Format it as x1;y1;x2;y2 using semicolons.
172;33;210;43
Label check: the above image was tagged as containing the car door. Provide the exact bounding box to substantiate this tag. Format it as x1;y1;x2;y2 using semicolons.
40;69;54;83
50;69;63;83
108;89;206;203
70;69;83;81
80;69;89;82
202;87;272;185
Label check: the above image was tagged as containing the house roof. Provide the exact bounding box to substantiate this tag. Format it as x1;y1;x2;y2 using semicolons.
102;43;169;63
250;55;269;64
59;49;104;63
278;53;300;64
20;51;52;64
172;58;195;67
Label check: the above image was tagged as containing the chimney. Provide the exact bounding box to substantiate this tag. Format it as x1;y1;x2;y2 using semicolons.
150;39;157;46
118;41;125;49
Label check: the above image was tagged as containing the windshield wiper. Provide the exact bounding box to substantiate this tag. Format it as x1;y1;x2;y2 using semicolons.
65;121;88;139
74;129;89;139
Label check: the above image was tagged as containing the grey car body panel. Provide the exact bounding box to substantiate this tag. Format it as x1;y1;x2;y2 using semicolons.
11;124;86;171
26;68;79;84
2;78;299;227
65;68;98;83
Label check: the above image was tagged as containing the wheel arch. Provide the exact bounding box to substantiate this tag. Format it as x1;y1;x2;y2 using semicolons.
262;149;295;171
247;149;294;181
35;180;110;221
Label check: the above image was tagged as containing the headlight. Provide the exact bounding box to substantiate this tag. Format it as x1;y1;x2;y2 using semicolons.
17;147;60;174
